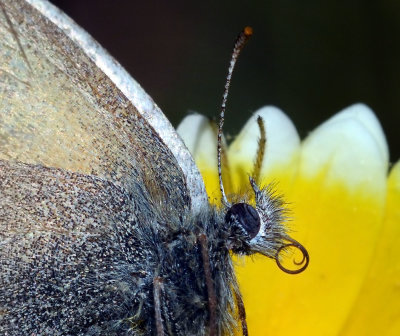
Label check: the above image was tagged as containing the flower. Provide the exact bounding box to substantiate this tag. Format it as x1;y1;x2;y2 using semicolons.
177;103;400;336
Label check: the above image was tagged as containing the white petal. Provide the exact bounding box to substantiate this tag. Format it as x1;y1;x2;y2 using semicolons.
300;104;388;189
228;106;300;175
177;113;217;170
321;103;389;163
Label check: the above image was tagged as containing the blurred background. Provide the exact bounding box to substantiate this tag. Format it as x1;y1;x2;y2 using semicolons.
50;0;400;162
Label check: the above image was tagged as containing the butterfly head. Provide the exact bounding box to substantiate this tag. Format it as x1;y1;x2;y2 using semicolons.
224;177;309;274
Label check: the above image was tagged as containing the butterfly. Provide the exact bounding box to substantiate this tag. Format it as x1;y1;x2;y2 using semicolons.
0;0;308;335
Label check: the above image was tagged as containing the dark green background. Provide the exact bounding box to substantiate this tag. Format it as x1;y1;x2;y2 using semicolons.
50;0;400;162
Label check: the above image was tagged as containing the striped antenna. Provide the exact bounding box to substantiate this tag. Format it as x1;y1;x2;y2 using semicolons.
217;26;253;206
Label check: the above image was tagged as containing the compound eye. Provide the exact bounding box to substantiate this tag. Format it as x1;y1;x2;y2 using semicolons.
225;203;261;239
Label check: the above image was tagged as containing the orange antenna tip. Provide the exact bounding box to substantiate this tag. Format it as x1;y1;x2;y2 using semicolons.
244;26;253;37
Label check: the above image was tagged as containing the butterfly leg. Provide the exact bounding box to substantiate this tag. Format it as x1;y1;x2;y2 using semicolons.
198;234;217;336
153;276;165;336
234;289;248;336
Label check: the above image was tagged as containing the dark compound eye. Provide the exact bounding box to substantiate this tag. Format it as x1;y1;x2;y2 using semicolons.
225;203;261;239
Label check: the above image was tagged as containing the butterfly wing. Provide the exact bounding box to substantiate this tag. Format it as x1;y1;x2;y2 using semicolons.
0;0;207;211
0;160;157;334
0;0;208;334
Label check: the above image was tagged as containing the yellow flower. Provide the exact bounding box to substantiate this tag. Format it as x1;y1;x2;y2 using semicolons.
177;103;400;336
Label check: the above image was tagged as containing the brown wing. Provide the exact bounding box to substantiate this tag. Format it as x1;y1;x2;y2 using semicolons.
0;0;196;211
0;0;207;333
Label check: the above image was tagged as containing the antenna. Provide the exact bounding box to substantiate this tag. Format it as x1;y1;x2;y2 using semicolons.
217;26;253;206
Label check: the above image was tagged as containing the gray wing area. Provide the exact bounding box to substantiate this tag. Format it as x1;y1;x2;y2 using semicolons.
0;0;199;214
0;160;157;335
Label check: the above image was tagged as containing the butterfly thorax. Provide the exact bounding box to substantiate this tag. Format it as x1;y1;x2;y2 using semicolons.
129;206;240;336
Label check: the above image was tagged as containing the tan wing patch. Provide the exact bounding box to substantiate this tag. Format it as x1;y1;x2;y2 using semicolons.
0;1;190;209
